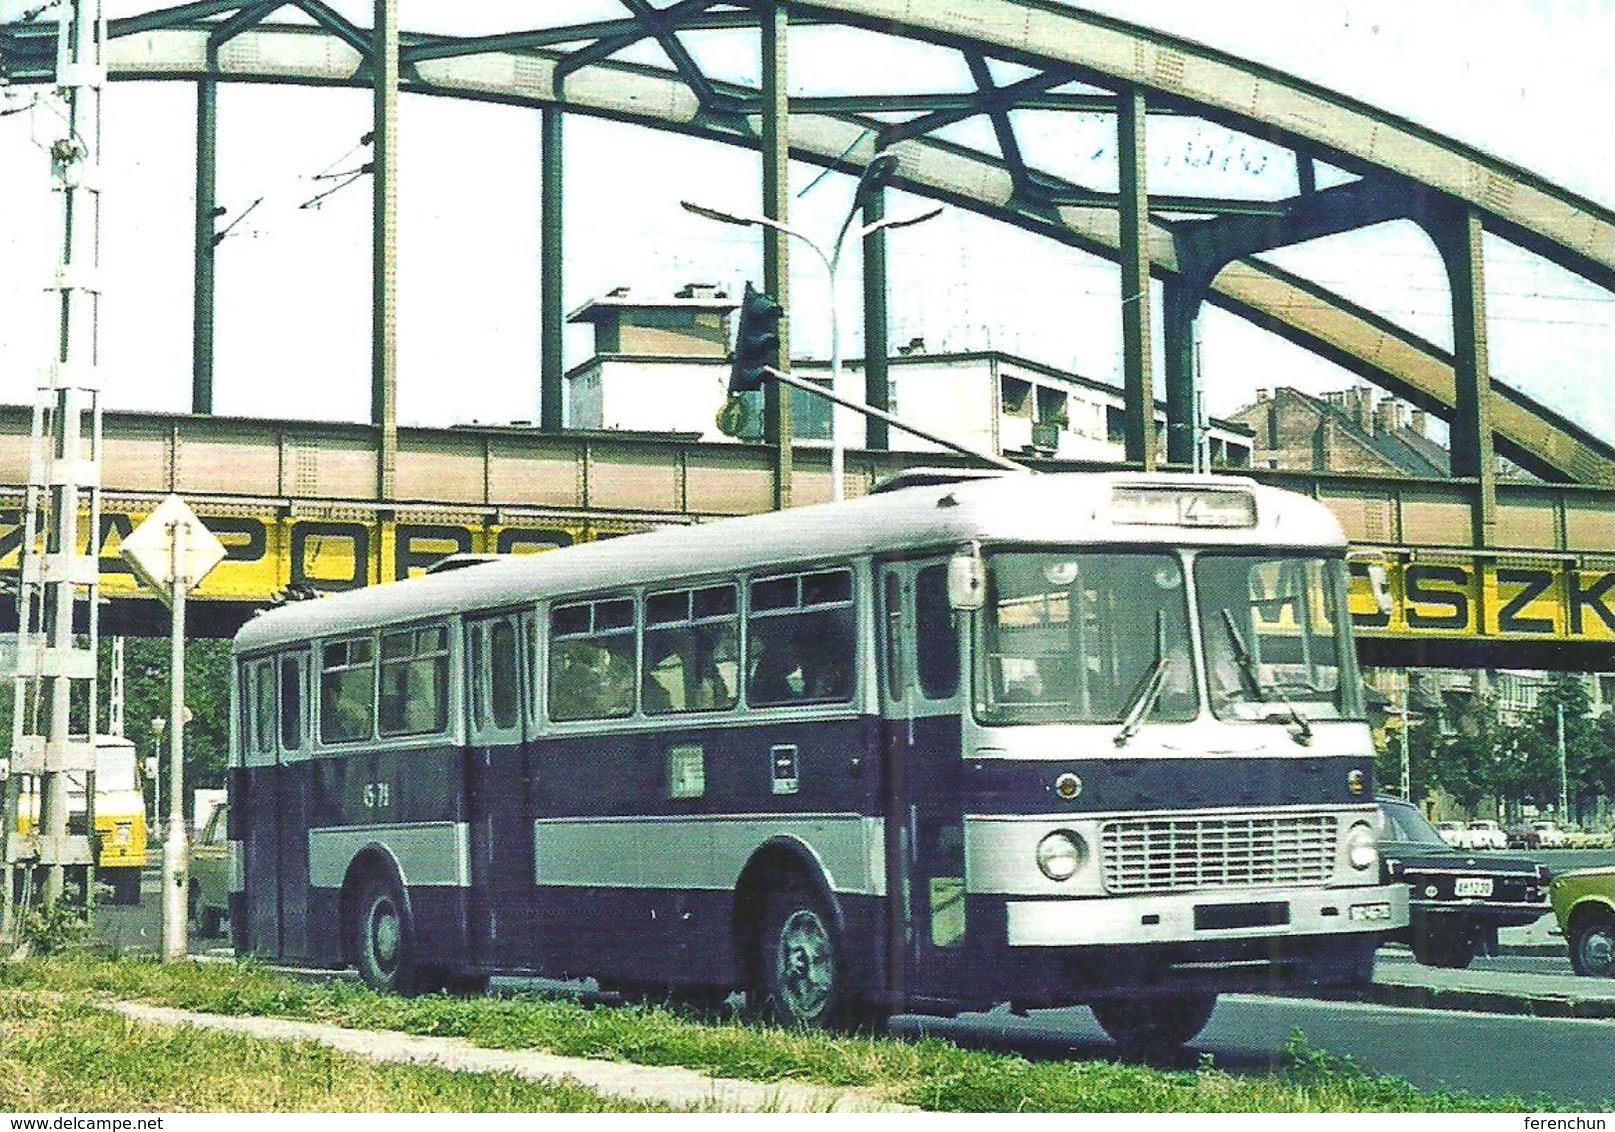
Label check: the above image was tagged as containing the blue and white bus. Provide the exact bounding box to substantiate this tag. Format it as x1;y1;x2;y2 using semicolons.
228;471;1406;1051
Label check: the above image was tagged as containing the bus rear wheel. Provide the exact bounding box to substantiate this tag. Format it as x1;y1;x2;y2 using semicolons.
752;884;845;1030
353;874;421;995
1091;992;1218;1056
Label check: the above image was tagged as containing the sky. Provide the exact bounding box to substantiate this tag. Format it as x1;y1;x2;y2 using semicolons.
0;0;1610;443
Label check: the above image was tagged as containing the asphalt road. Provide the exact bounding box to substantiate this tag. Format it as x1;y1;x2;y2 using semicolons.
890;996;1615;1110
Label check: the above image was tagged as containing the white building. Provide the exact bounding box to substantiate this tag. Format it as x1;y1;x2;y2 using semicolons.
565;287;1254;467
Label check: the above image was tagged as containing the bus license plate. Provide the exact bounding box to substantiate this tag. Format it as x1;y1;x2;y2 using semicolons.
1455;877;1492;897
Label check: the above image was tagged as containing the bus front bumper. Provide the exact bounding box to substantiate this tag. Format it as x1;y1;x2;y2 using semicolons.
1004;883;1407;948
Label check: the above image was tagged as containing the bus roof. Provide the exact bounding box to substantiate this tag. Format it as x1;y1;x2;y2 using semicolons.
234;471;1346;654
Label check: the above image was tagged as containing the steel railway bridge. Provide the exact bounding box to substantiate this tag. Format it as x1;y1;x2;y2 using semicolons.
1;1;1612;672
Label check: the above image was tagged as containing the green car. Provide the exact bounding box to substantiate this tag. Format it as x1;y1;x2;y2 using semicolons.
1549;866;1614;977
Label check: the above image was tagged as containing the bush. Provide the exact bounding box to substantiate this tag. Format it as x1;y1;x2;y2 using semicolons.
18;901;92;957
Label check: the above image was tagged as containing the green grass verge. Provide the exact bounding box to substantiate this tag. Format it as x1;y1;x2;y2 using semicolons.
0;954;1543;1113
0;991;672;1113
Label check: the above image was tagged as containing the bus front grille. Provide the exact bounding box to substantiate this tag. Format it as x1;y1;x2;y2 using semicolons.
1100;812;1339;895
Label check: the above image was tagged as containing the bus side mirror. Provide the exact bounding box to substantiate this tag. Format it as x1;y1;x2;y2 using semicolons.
948;544;986;611
144;757;158;782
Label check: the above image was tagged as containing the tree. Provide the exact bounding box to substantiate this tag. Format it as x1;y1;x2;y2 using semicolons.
99;636;233;801
1514;674;1609;824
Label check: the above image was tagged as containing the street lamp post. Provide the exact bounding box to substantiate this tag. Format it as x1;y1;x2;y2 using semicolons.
683;160;940;501
1400;676;1412;800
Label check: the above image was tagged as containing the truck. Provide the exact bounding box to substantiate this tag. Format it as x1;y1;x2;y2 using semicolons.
19;735;150;904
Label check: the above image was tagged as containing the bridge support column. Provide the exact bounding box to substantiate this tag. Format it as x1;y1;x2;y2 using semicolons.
1162;277;1207;467
540;108;565;433
861;184;889;452
371;0;398;500
761;0;791;508
1432;207;1497;548
1117;86;1155;470
192;78;217;415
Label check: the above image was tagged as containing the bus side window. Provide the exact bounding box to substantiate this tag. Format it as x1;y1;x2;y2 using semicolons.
914;565;959;700
379;625;450;737
747;568;854;706
320;637;375;744
279;655;303;751
644;584;738;715
253;661;276;755
549;598;637;721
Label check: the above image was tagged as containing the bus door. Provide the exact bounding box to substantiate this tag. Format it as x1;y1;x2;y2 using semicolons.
464;613;533;970
239;655;285;957
275;652;311;960
878;560;969;1006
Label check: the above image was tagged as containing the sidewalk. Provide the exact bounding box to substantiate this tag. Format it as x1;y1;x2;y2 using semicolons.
109;1001;915;1113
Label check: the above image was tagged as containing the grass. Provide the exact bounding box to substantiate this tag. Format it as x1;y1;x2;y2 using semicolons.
0;953;1546;1113
0;991;674;1113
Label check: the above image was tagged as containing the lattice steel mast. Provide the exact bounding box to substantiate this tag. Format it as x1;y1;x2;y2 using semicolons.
3;0;105;930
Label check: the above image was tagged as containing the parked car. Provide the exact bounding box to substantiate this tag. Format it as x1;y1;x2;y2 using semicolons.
1550;866;1614;978
188;800;230;938
1504;823;1541;850
1435;821;1469;849
1376;797;1552;968
1532;821;1569;849
1465;820;1508;851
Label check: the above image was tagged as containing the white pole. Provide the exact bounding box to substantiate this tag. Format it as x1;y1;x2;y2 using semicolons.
1557;701;1568;822
162;521;189;961
1400;675;1411;800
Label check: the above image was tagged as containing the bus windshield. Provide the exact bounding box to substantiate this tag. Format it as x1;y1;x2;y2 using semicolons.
1194;553;1363;722
977;551;1196;725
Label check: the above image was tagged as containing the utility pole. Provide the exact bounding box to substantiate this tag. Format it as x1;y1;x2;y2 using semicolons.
1400;672;1412;801
1556;701;1569;822
4;0;106;933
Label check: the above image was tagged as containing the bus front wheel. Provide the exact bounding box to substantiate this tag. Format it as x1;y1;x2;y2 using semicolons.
353;874;420;995
1091;992;1218;1056
752;884;845;1030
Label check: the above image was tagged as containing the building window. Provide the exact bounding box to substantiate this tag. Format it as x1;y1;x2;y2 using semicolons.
1001;376;1032;419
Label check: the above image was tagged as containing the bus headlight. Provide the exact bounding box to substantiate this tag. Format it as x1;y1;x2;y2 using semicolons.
1036;830;1086;882
1345;822;1377;871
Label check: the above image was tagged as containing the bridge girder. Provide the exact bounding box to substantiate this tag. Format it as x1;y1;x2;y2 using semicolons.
1;2;1610;489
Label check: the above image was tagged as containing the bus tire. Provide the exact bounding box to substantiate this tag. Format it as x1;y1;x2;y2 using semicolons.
751;883;845;1030
352;873;421;995
1091;992;1217;1056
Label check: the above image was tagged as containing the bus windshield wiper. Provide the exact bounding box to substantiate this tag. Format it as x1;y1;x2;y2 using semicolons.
1217;608;1312;745
1114;612;1170;747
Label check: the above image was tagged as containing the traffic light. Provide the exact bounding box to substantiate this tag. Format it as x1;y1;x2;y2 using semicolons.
729;282;783;395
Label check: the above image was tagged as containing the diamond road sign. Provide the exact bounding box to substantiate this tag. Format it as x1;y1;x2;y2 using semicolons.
118;494;227;606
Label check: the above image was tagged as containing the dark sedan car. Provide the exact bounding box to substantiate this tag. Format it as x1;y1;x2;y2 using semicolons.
1377;796;1552;968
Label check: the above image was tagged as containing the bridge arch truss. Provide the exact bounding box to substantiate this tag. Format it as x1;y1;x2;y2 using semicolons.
2;1;1612;526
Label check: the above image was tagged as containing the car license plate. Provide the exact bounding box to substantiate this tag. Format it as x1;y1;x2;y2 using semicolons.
1349;902;1392;922
1455;877;1493;897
